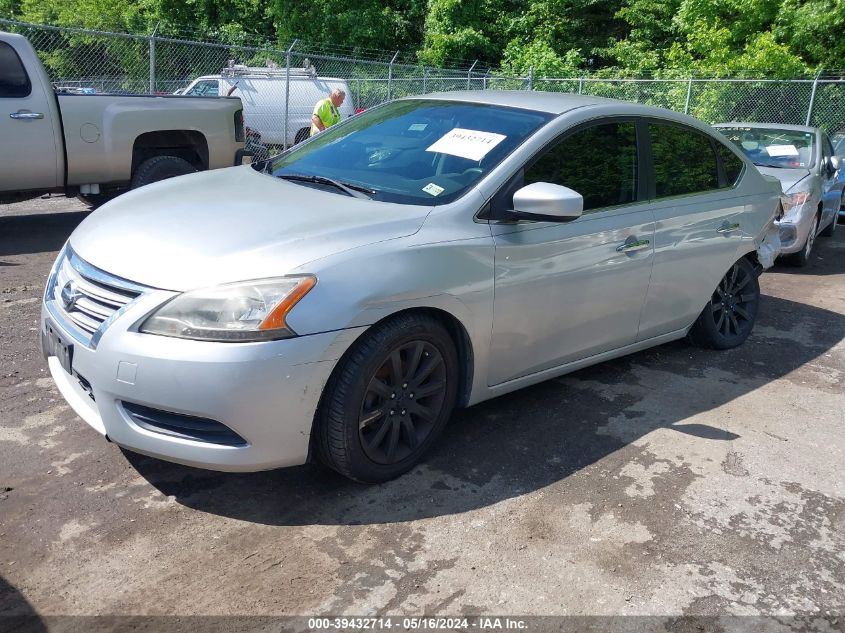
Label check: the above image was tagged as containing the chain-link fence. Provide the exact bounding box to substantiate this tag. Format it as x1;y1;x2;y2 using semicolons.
3;18;844;148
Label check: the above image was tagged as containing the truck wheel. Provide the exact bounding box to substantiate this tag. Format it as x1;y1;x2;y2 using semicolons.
131;156;196;189
294;128;310;145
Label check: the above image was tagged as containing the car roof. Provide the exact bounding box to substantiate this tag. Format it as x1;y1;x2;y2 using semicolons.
405;91;731;136
413;90;620;114
713;121;820;134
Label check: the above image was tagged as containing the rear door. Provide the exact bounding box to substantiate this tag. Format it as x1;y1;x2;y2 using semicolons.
0;40;61;192
636;120;747;341
488;119;656;385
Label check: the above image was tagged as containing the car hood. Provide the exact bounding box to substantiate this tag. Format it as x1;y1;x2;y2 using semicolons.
755;166;811;193
69;166;432;291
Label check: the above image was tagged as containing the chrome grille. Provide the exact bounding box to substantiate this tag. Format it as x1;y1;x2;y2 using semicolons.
47;248;147;347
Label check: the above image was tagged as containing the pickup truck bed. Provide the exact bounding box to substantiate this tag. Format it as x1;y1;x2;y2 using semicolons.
1;31;245;204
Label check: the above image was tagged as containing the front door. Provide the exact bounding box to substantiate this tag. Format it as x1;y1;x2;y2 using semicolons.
0;40;61;193
488;120;655;386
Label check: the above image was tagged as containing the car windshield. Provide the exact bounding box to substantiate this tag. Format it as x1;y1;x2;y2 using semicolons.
264;99;553;204
717;126;816;169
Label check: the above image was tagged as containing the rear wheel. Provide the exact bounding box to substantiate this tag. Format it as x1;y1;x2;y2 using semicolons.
131;155;196;189
688;257;760;350
315;313;459;483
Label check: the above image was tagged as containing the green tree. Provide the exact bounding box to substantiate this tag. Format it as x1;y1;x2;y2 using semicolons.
271;0;426;53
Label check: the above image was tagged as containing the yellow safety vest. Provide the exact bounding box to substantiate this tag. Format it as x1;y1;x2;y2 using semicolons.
310;98;340;136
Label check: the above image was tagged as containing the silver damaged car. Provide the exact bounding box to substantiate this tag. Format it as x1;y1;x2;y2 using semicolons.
42;92;781;482
714;122;844;266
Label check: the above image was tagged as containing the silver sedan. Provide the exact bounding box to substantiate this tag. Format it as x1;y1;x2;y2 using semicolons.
714;122;844;266
42;92;781;482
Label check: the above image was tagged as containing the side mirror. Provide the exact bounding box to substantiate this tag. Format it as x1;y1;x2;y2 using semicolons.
509;182;584;222
831;155;842;172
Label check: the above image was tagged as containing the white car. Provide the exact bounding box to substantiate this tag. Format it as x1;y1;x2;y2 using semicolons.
180;65;353;146
715;123;844;266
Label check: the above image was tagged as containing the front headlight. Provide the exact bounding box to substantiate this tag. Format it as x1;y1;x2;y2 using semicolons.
140;276;316;342
781;190;811;221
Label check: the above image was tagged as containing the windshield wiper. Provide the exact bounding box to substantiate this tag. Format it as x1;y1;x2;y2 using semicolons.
276;173;375;199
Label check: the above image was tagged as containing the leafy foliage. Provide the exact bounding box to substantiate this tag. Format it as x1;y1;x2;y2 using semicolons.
3;0;842;75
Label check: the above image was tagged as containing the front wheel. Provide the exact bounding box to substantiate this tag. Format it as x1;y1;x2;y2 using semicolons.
315;313;459;483
688;257;760;350
786;213;819;267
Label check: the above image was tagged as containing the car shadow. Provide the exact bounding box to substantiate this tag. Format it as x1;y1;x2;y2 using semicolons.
0;210;91;258
0;575;47;633
125;288;845;526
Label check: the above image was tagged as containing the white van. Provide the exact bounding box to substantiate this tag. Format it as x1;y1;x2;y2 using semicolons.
180;65;354;146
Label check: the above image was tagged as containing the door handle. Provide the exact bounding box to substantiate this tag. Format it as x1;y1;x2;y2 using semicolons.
717;222;740;234
616;239;650;253
10;111;44;120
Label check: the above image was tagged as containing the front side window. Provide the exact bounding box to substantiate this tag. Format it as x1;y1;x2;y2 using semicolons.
267;99;552;205
524;122;638;211
650;123;719;198
717;126;816;169
187;80;218;97
0;42;32;98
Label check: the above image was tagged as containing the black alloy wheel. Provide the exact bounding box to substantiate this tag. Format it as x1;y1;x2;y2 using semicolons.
710;262;757;339
688;257;760;350
358;341;448;465
315;312;459;483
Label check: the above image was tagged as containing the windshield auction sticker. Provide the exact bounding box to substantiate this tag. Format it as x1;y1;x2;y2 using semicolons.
426;128;507;161
766;144;799;157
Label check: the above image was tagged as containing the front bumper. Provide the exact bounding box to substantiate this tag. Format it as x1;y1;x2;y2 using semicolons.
776;213;815;255
41;286;365;472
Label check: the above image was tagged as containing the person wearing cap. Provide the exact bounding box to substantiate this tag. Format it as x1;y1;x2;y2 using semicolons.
310;88;345;136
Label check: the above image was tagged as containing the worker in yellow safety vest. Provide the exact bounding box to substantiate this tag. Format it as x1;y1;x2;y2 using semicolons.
310;88;345;136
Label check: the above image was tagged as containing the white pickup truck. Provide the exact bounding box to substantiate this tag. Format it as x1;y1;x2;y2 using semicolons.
0;32;246;205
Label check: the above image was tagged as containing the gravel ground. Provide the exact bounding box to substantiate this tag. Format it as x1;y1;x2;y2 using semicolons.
1;196;844;630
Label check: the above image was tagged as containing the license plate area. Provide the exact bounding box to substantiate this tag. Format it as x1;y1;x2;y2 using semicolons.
45;320;74;376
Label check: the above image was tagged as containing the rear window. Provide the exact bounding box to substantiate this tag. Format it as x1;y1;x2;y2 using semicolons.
0;42;32;98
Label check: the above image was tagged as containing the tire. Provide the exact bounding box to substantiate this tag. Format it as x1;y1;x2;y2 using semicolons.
294;128;310;145
688;257;760;350
315;313;459;483
130;155;197;189
785;212;819;267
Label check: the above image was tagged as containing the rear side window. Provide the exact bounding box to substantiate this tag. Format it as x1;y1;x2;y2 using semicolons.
650;123;718;198
716;143;744;186
0;42;32;98
525;122;638;211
